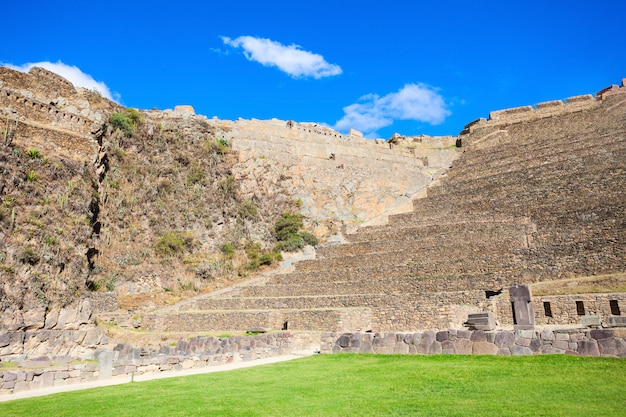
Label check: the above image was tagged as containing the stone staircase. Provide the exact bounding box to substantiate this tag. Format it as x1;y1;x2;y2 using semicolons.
142;90;626;334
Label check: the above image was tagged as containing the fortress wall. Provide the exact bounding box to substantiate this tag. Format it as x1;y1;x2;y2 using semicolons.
222;118;424;164
6;118;97;161
0;87;97;135
463;80;626;134
232;135;423;168
3;324;625;396
0;66;78;104
496;293;626;326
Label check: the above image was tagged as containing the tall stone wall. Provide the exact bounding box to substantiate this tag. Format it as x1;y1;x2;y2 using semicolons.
212;117;460;231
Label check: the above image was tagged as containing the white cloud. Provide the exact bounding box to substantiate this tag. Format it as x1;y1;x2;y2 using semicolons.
333;84;451;137
2;61;118;102
221;35;342;79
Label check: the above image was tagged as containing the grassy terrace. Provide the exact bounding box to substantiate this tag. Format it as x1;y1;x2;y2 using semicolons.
2;354;625;416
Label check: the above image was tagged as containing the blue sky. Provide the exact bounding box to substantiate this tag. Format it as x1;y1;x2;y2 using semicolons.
2;1;625;139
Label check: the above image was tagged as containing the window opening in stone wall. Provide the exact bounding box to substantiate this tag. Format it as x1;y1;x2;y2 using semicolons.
610;300;621;316
282;321;289;330
543;301;553;318
576;301;585;316
485;289;502;299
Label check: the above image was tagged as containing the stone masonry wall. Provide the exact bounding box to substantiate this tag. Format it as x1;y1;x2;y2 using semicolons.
212;117;460;228
496;293;626;326
0;332;317;396
322;328;626;357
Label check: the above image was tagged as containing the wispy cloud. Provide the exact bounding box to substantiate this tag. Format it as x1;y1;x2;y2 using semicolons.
221;35;342;79
2;61;118;102
333;84;451;138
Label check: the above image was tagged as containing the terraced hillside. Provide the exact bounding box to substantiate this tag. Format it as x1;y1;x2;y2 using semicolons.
144;82;626;333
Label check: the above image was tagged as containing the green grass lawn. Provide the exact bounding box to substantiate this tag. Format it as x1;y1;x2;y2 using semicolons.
2;354;625;416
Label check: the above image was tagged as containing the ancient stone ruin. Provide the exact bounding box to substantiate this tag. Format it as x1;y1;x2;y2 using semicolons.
1;66;625;396
143;80;626;335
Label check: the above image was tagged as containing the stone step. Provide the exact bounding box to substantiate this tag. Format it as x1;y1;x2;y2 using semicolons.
318;227;529;259
235;274;506;298
413;175;625;219
295;244;520;273
180;293;414;311
448;128;626;184
344;215;530;244
291;251;518;277
424;146;626;205
459;103;626;158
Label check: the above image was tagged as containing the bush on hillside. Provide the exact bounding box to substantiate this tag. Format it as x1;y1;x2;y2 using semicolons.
273;213;318;252
155;232;195;257
110;108;143;137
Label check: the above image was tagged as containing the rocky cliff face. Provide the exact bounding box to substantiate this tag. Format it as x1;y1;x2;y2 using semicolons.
0;66;450;356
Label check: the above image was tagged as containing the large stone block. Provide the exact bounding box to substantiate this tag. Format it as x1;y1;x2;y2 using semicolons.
510;284;535;330
510;346;533;356
472;342;498;355
494;331;515;348
605;316;626;328
542;347;565;355
581;315;602;328
470;330;487;342
577;340;600;356
97;351;113;380
464;313;496;331
590;329;614;340
597;338;626;357
454;338;473;355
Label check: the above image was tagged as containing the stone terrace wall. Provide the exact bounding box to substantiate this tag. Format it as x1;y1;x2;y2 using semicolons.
322;328;626;357
496;293;626;326
221;118;432;166
0;332;317;396
462;79;626;134
212;117;460;227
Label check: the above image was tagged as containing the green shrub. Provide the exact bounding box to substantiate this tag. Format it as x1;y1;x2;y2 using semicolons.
238;200;258;219
185;166;206;186
19;247;40;265
258;253;275;266
275;235;304;252
216;138;230;155
274;213;303;242
272;213;318;252
300;231;319;246
27;149;42;159
110;108;143;137
217;176;237;197
25;170;38;182
155;232;195;257
219;242;235;259
244;240;262;260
